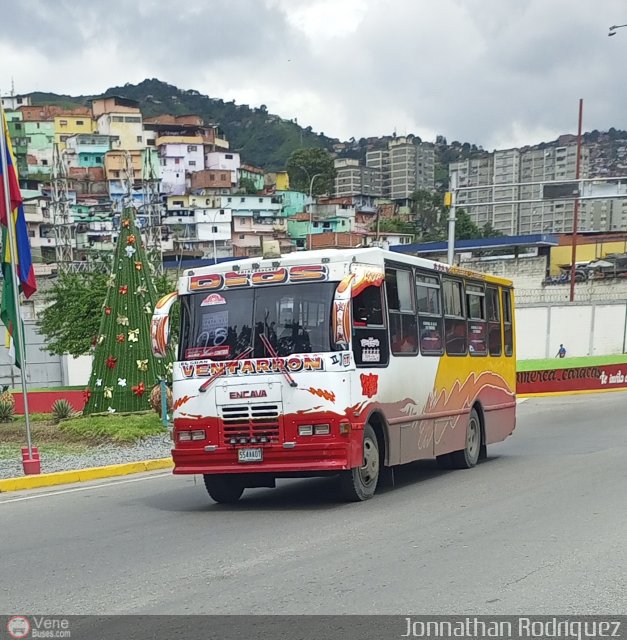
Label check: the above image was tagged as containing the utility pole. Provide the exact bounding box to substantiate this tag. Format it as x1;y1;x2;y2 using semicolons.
569;99;584;303
142;149;163;274
51;144;75;272
446;170;457;265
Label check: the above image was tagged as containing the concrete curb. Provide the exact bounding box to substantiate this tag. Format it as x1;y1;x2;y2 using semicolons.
0;458;173;493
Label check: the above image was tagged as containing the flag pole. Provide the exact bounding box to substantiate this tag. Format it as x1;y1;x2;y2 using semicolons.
0;103;33;459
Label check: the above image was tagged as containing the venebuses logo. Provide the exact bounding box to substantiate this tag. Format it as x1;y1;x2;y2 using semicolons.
7;616;30;639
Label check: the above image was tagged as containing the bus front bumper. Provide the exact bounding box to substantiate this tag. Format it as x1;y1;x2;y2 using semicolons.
172;439;360;475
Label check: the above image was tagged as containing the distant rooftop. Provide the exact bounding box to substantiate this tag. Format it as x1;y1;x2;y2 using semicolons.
390;234;560;255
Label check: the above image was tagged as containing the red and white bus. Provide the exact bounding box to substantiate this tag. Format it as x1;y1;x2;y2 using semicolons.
151;248;516;502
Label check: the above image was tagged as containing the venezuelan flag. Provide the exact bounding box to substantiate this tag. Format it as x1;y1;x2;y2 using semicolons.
1;112;37;297
1;110;37;368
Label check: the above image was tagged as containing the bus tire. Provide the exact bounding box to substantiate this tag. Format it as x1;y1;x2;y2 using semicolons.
339;423;380;502
203;474;245;504
450;408;482;470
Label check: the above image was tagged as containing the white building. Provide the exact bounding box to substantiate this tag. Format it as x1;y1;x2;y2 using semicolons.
1;94;31;110
157;135;205;196
205;151;240;184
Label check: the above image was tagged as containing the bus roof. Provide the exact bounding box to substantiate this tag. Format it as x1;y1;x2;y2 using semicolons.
182;248;513;287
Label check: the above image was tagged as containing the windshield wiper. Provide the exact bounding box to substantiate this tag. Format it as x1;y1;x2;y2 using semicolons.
198;346;254;393
259;333;298;388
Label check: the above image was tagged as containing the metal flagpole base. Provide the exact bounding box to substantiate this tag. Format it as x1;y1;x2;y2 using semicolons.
21;446;41;475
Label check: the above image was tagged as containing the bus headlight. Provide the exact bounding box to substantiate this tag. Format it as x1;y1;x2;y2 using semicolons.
298;425;313;436
314;424;330;435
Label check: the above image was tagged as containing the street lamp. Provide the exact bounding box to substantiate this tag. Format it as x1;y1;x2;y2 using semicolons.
296;164;323;250
608;23;627;36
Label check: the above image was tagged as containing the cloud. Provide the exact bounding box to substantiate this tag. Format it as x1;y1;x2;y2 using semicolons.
2;0;627;149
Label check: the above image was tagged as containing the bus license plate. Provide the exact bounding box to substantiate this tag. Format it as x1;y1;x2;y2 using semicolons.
238;448;263;463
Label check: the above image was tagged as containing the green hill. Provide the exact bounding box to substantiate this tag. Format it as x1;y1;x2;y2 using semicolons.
29;79;337;171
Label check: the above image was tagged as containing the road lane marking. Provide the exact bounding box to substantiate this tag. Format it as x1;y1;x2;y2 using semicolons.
0;471;172;505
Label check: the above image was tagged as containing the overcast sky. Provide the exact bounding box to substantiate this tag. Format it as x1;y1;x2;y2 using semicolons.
2;0;627;150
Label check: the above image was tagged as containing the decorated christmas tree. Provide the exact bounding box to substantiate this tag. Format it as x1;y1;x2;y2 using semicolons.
83;208;170;414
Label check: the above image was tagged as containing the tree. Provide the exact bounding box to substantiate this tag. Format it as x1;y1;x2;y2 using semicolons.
238;177;258;194
377;217;415;235
38;263;176;358
481;222;504;238
285;148;335;195
83;208;171;414
454;208;482;240
38;268;110;358
411;189;446;240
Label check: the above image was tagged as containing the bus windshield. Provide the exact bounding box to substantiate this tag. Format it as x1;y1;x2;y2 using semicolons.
179;282;338;361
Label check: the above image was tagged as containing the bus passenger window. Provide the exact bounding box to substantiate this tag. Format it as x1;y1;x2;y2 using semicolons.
486;286;502;356
416;273;443;355
443;279;467;356
352;283;389;367
466;283;487;356
352;285;383;327
502;288;514;357
386;268;418;356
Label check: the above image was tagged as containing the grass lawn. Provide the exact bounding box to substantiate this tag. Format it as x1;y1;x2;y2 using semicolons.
0;411;167;448
517;354;627;371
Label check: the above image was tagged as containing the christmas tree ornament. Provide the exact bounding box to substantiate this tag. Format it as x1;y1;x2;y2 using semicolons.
127;234;136;245
116;333;125;343
104;386;113;399
119;285;128;295
134;261;143;271
95;379;102;387
128;328;139;342
83;388;91;402
118;378;127;387
105;307;112;315
117;315;129;326
106;356;117;369
107;406;116;414
132;382;146;397
137;359;148;371
135;285;147;296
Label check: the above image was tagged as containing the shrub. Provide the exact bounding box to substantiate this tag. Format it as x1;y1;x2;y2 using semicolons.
0;399;14;423
51;399;76;422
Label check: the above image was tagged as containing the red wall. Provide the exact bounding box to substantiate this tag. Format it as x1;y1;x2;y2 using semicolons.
12;391;86;415
517;363;627;395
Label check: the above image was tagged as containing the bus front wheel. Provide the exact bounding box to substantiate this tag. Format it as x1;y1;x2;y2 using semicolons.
339;423;380;502
450;408;482;469
203;474;245;504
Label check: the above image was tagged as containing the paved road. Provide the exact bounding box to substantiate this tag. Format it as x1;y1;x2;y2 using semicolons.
1;393;626;615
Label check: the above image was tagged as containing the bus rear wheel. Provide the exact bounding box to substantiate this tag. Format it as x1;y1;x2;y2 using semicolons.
450;408;482;469
339;423;380;502
203;474;245;504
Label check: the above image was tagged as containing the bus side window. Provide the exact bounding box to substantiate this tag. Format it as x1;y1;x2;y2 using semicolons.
385;267;418;356
443;278;467;356
466;282;487;356
486;286;502;356
352;284;389;367
415;272;443;355
502;288;514;357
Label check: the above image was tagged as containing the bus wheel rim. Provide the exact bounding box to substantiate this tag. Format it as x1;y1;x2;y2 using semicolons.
359;437;379;487
467;415;480;459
